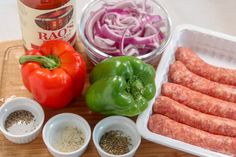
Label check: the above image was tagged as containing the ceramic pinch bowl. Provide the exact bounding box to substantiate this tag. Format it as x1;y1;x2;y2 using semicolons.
0;97;45;144
93;116;141;157
42;113;91;157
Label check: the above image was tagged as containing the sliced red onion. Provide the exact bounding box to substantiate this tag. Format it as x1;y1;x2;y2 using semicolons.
144;24;158;36
84;0;167;57
110;1;137;9
95;36;115;46
85;8;106;45
124;44;139;56
120;28;130;55
94;36;117;51
101;24;160;44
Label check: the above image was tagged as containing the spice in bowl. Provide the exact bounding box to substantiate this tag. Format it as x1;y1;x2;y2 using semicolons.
4;110;37;135
99;130;132;155
52;126;85;152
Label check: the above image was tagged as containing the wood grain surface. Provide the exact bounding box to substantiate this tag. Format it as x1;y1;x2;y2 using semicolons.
0;40;195;157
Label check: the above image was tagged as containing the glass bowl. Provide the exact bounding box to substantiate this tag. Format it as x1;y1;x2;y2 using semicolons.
78;0;172;65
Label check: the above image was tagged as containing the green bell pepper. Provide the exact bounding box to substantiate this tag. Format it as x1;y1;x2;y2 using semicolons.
85;56;156;117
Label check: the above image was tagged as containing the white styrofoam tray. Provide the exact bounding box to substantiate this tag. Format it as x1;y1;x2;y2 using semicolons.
136;24;236;157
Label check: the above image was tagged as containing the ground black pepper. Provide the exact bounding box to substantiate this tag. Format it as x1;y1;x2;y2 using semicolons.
99;130;132;155
4;110;37;135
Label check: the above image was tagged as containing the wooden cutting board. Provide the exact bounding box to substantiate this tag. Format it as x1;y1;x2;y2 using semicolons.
0;40;194;157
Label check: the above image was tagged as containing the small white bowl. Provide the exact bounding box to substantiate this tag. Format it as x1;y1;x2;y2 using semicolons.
0;97;45;144
93;116;141;157
43;113;91;157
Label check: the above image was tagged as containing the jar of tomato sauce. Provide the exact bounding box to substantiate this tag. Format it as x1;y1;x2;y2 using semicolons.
17;0;77;50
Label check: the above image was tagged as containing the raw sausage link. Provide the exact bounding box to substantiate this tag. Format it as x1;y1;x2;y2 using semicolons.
169;61;236;103
161;82;236;120
148;114;236;156
153;96;236;137
175;47;236;86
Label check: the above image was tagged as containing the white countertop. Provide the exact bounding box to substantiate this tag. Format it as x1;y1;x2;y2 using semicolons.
1;0;236;42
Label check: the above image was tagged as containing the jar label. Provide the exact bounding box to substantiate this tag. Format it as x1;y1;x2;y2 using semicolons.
17;0;77;49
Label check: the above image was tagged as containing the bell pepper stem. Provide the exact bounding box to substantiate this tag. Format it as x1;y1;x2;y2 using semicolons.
127;76;144;99
19;55;60;70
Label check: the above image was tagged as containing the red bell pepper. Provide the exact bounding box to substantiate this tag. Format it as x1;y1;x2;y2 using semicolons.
19;40;86;109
